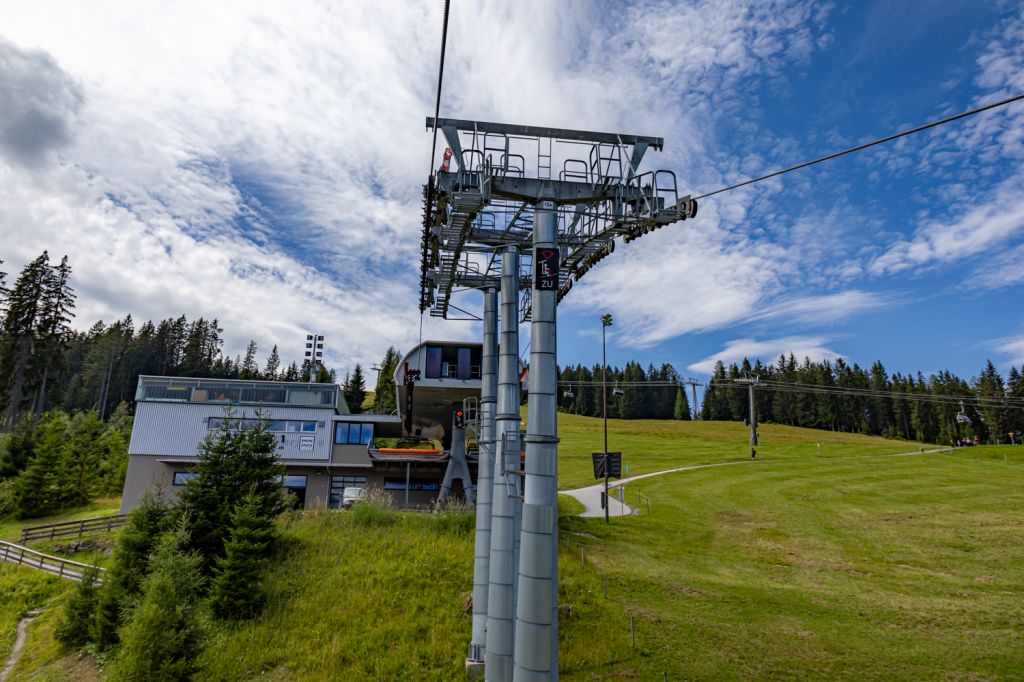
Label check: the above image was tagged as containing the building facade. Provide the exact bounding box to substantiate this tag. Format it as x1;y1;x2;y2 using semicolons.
122;340;484;513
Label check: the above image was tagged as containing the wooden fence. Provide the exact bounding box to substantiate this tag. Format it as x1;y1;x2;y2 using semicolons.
19;514;129;544
0;541;104;582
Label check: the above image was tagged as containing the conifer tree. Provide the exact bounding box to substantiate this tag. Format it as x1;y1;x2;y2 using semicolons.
177;418;284;572
239;340;258;379
372;346;401;414
673;387;691;420
208;491;277;620
62;410;106;507
56;566;100;649
14;411;70;518
343;364;367;413
0;252;51;428
112;522;206;681
93;490;170;649
263;344;281;380
0;412;38;478
32;255;76;414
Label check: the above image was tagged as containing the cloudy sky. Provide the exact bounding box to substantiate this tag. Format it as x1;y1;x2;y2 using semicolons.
1;0;1022;383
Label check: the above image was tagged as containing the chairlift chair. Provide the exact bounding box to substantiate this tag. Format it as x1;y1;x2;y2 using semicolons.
612;381;624;397
562;386;575;400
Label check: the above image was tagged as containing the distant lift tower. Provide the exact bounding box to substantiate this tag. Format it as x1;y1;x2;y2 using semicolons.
419;118;698;681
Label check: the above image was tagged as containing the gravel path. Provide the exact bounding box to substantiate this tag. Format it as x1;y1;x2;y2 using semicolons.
1;609;42;682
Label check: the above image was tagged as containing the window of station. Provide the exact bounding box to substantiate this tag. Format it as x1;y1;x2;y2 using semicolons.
172;471;199;486
334;422;374;445
383;478;440;491
329;475;367;508
209;417;317;432
424;345;482;380
282;475;307;510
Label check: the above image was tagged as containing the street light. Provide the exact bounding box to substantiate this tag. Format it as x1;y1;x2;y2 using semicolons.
601;313;613;523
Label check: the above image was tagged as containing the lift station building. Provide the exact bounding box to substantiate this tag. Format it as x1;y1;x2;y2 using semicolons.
120;340;483;512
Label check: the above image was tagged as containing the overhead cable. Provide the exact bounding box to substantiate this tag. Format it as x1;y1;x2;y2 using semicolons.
694;92;1024;201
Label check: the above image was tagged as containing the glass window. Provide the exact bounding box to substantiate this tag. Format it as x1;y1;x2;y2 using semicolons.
286;421;302;432
302;421;317;432
282;475;307;488
329;475;367;508
173;472;199;486
267;420;286;432
359;423;373;445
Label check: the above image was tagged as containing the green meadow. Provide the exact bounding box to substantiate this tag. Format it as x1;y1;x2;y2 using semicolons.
2;419;1022;679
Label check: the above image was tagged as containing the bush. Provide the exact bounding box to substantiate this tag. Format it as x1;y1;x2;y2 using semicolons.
111;523;206;681
55;566;100;649
433;502;475;535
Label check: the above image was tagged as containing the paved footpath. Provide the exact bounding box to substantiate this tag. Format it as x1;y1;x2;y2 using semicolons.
561;448;952;518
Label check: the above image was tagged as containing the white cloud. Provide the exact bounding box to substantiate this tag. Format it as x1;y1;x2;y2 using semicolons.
869;176;1024;276
996;336;1024;367
0;0;839;369
688;335;842;374
751;290;894;324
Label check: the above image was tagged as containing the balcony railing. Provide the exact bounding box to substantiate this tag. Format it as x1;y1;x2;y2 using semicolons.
135;376;344;411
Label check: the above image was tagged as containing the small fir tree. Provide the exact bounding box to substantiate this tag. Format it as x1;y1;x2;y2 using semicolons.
55;566;101;649
673;387;692;420
208;491;277;620
93;490;170;649
111;522;206;682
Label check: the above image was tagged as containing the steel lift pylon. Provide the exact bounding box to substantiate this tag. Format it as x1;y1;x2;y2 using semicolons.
418;117;697;682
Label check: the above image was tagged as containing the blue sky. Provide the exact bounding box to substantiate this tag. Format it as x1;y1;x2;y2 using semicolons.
0;1;1022;385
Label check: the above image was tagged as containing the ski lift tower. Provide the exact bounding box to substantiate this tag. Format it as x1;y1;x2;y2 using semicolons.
419;117;698;681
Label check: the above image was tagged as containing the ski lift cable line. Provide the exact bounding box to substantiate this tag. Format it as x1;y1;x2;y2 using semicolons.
692;92;1024;201
751;379;1024;405
716;380;1024;409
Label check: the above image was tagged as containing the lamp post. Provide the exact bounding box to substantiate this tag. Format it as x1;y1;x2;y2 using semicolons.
601;313;613;523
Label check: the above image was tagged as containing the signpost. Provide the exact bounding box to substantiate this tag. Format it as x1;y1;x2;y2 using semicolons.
592;451;622;517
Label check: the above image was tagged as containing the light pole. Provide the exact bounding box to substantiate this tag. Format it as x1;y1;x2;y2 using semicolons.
601;313;613;523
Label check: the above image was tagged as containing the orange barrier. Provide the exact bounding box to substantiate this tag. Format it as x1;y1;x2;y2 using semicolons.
376;448;442;455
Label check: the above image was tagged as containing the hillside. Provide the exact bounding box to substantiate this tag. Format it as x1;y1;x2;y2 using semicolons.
3;420;1023;679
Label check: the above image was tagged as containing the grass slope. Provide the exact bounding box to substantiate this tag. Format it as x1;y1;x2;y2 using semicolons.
562;446;1024;679
556;414;936;489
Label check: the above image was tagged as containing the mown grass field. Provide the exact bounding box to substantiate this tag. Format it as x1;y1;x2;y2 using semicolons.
3;419;1022;679
555;414;938;489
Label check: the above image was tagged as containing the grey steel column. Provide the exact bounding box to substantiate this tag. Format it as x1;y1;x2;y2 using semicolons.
486;248;521;681
469;288;498;665
514;202;559;681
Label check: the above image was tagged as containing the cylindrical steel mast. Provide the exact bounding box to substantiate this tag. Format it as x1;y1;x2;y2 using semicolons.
514;202;560;681
486;247;521;681
469;288;499;665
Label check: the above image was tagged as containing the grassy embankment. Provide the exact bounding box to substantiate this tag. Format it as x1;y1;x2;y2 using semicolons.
5;421;1024;679
1;497;121;681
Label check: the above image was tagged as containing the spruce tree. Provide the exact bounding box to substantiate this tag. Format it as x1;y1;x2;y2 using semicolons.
93;490;170;649
372;346;401;414
239;340;258;379
208;491;277;620
112;523;206;681
673;387;691;420
55;566;101;649
177;418;284;572
343;364;367;413
31;255;76;414
263;344;281;380
15;411;71;518
0;412;38;478
0;252;51;428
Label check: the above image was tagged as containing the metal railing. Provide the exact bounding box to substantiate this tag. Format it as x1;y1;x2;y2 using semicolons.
19;514;129;544
0;541;105;582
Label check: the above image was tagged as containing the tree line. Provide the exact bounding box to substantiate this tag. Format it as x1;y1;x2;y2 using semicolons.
700;355;1024;445
0;253;403;426
558;361;692;420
